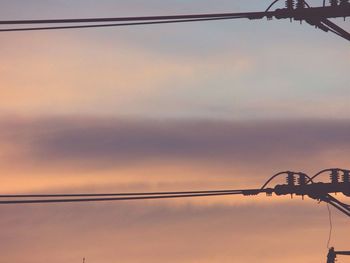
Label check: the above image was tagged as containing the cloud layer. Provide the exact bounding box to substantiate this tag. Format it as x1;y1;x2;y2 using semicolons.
1;117;349;194
2;117;350;165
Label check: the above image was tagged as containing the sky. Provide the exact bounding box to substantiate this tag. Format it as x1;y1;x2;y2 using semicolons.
0;1;349;263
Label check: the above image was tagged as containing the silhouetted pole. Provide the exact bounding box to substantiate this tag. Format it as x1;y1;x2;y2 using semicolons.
327;247;336;263
327;247;350;263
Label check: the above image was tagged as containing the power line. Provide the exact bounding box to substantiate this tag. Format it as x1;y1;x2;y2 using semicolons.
0;17;244;32
0;11;263;25
1;169;349;212
0;171;314;205
0;5;348;40
0;171;291;203
0;11;263;32
0;189;244;198
0;191;243;204
326;203;333;249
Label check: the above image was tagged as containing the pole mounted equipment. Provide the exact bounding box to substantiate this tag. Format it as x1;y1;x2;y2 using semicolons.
1;168;349;218
1;169;349;261
327;247;350;263
243;168;350;217
0;0;348;41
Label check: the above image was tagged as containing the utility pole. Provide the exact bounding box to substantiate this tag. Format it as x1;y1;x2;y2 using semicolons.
327;247;350;263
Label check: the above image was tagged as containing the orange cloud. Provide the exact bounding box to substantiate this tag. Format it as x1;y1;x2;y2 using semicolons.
0;34;254;116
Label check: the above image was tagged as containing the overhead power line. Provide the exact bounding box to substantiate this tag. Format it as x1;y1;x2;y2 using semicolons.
0;191;243;204
0;11;262;25
0;11;261;32
0;3;348;41
326;203;333;249
0;171;290;205
0;17;244;32
0;189;244;198
0;171;293;204
1;169;349;217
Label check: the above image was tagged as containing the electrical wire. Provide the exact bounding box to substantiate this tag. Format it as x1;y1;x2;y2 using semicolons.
0;6;348;42
0;170;292;202
326;203;333;248
0;10;269;32
0;171;302;204
260;171;294;189
0;171;313;205
0;11;267;25
0;169;347;205
0;189;244;198
0;172;280;205
309;168;347;182
0;191;243;204
0;16;245;32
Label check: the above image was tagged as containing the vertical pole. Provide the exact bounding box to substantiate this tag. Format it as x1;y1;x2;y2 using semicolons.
327;248;336;263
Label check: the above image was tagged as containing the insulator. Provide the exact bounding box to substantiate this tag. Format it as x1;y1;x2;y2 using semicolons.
287;174;296;186
296;0;305;8
329;0;339;6
297;173;307;185
330;170;339;183
285;0;295;9
342;170;350;183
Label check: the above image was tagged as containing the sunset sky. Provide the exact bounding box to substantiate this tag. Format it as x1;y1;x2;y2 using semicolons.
0;1;350;263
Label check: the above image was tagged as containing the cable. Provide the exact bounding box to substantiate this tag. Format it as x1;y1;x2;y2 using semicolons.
0;11;267;25
260;171;315;191
0;189;244;198
0;170;305;201
0;191;243;205
260;171;294;189
265;0;282;12
0;169;347;206
326;203;333;248
0;4;348;42
0;16;245;32
309;168;344;182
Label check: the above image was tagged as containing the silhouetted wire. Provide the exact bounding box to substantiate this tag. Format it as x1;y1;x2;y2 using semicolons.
0;17;245;32
265;0;281;12
326;203;333;248
326;28;342;37
0;189;243;198
1;5;348;41
2;168;347;205
264;0;311;11
0;171;300;204
260;171;293;189
320;19;350;41
260;172;316;190
309;168;346;182
0;191;243;204
0;11;267;25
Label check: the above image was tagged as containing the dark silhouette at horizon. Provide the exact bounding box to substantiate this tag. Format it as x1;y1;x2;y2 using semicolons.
327;247;350;263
